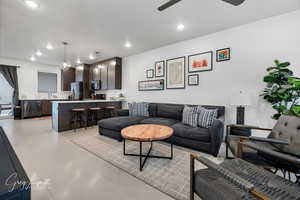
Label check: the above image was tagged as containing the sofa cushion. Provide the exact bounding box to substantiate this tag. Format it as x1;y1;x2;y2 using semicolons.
156;104;184;121
128;102;149;117
182;106;199;127
98;116;147;131
198;107;218;128
171;122;210;142
139;117;179;126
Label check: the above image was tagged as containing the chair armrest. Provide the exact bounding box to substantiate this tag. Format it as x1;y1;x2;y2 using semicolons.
228;124;272;132
226;135;250;157
115;109;129;116
243;142;300;165
209;119;224;157
190;155;254;191
249;136;290;145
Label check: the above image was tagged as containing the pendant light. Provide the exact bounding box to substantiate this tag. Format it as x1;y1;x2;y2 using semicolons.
62;42;71;69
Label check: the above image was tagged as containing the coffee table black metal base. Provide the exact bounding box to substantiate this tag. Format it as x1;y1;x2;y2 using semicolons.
123;139;173;171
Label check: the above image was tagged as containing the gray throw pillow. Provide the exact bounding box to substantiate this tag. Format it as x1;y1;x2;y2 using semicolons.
182;106;199;127
197;106;218;128
128;102;149;117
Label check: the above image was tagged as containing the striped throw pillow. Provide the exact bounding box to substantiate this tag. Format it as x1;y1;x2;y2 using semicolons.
128;102;149;117
197;107;218;128
182;106;199;127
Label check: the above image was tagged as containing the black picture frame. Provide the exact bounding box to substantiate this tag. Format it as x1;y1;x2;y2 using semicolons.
216;48;230;62
166;56;185;89
138;79;165;91
188;51;213;73
155;61;165;77
146;69;154;78
188;74;199;86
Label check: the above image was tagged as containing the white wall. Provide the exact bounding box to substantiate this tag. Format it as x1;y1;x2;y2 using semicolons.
0;57;70;100
122;10;300;128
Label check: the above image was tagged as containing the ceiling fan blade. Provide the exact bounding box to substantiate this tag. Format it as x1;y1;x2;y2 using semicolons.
158;0;182;11
220;0;245;6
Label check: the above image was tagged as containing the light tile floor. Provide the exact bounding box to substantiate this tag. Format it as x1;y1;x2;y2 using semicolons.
0;118;174;200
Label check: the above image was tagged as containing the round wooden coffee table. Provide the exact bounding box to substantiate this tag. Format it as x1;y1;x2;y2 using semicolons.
121;124;174;171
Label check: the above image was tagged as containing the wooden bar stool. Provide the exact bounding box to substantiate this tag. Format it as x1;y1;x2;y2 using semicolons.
71;108;87;132
104;106;116;118
88;107;104;126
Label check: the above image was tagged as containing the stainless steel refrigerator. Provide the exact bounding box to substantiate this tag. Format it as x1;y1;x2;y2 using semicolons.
70;82;84;100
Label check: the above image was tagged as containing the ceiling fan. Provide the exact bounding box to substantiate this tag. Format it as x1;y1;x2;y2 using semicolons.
158;0;245;11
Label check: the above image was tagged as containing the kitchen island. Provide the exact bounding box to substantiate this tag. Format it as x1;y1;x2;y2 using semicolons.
52;100;122;132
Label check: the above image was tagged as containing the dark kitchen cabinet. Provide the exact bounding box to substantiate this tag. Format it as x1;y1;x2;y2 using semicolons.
20;99;67;119
90;65;100;81
90;57;122;90
108;58;122;89
21;100;42;118
41;100;52;115
61;68;75;91
100;64;108;90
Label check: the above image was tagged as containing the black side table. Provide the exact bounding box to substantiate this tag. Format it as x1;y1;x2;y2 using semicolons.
225;124;252;159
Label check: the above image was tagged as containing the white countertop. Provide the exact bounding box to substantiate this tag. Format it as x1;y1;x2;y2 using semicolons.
52;100;123;104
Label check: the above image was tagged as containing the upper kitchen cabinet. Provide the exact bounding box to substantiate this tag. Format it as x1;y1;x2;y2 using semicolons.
90;57;122;90
61;67;75;91
90;64;101;81
100;63;108;90
108;57;122;89
75;64;90;82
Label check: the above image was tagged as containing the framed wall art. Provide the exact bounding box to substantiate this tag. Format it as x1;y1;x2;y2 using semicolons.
138;79;164;91
146;69;154;78
166;56;185;89
188;51;213;73
216;48;230;62
155;61;165;77
188;74;199;86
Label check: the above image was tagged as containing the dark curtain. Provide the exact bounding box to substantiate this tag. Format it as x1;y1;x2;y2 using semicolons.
0;65;19;106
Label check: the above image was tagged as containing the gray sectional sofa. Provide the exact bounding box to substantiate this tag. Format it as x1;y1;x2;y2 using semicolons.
98;103;225;156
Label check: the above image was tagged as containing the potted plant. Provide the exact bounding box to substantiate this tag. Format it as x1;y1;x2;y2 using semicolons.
262;60;300;119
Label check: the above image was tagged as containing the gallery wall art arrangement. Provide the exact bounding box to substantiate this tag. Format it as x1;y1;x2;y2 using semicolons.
138;47;230;91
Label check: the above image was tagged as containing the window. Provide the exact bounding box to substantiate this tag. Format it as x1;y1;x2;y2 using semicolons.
38;72;57;93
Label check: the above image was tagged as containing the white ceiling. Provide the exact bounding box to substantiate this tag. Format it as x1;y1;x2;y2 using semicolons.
0;0;300;66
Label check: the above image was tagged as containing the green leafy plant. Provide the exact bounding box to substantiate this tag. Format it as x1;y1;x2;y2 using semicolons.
262;60;300;119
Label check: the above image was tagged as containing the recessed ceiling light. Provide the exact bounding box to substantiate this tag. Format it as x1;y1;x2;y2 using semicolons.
177;24;185;31
46;43;53;50
76;58;81;64
89;54;95;60
36;50;42;56
25;0;39;9
30;55;36;61
124;41;132;48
